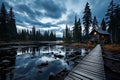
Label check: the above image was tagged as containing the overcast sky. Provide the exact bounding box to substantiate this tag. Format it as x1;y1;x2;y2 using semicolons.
1;0;120;37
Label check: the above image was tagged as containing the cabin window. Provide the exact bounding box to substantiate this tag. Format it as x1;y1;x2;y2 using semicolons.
94;32;97;35
101;35;105;39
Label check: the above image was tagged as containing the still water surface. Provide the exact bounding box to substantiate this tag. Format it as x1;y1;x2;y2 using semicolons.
0;45;87;80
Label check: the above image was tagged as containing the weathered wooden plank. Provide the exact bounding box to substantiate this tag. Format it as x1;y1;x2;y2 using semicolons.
76;64;104;72
74;67;105;78
64;76;74;80
69;72;90;80
68;73;82;80
65;44;106;80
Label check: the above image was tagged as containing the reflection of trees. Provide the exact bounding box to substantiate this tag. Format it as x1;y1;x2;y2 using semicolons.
49;44;55;52
21;47;28;54
0;49;17;80
30;47;39;58
31;47;36;57
19;46;41;57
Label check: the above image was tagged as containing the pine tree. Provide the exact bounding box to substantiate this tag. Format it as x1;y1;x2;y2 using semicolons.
64;24;71;43
32;26;36;40
72;16;82;42
65;24;69;42
78;18;82;42
92;16;98;30
114;4;120;43
73;16;78;42
105;0;120;43
0;3;17;41
0;2;8;41
83;2;92;41
44;31;49;41
50;31;54;41
105;0;116;43
101;18;106;31
36;30;42;41
8;7;17;40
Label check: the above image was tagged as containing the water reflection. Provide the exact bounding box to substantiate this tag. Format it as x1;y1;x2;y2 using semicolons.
0;49;17;80
0;45;88;80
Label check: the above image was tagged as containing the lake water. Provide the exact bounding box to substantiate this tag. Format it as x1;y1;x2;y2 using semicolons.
0;44;88;80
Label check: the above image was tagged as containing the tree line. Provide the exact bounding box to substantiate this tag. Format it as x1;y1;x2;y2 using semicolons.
63;0;120;44
0;2;56;42
17;26;56;41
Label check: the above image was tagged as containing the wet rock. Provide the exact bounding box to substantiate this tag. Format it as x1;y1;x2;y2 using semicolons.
49;69;69;80
49;72;55;80
37;61;49;68
74;51;81;55
54;54;64;58
51;52;54;54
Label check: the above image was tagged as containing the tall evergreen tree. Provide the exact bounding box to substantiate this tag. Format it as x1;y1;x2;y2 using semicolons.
83;2;92;41
64;24;71;43
36;30;42;41
73;16;82;42
105;0;120;43
0;2;8;41
32;26;36;40
49;31;56;41
65;24;69;42
105;0;115;43
105;0;115;25
101;18;106;31
77;18;82;42
92;16;98;30
73;16;78;42
114;4;120;43
44;30;49;41
8;7;17;39
0;3;17;41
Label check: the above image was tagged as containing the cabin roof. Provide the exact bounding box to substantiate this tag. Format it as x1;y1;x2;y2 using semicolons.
90;29;109;35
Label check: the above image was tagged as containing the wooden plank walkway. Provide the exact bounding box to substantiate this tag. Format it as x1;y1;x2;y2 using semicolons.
64;44;106;80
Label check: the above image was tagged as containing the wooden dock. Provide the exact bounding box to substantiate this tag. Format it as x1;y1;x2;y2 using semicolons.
64;44;106;80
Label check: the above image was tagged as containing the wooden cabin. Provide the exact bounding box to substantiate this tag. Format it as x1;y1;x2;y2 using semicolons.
90;29;109;44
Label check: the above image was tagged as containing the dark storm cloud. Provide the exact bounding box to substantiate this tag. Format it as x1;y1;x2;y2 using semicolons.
16;4;35;19
30;21;56;28
16;17;56;28
8;0;66;28
35;11;43;18
56;11;78;26
67;11;79;25
34;0;66;19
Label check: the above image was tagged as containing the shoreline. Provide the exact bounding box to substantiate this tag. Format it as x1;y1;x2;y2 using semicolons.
60;42;120;53
0;41;120;53
102;44;120;53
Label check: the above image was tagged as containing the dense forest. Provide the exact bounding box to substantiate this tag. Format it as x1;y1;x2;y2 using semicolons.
63;0;120;44
0;3;56;41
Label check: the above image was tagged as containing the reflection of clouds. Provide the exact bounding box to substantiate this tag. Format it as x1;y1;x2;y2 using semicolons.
41;56;55;62
81;48;86;56
35;56;55;65
60;59;70;70
14;45;88;79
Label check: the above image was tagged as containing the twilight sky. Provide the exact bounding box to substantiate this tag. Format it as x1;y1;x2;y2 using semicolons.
1;0;120;37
